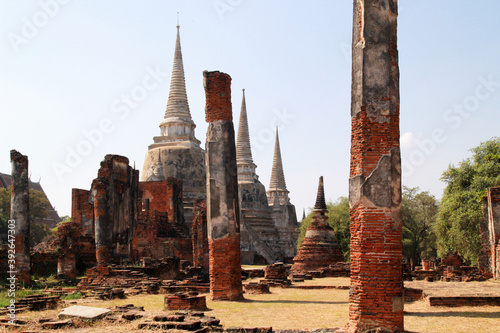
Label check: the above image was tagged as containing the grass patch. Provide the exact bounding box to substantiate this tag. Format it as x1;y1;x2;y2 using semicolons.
61;291;83;301
0;289;43;307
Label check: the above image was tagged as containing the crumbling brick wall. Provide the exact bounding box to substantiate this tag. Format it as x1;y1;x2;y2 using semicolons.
139;178;184;225
192;199;208;272
92;155;139;265
71;189;94;237
133;178;192;262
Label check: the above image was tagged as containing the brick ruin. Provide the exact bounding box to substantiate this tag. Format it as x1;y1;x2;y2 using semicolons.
10;150;31;285
192;199;209;275
290;176;344;275
33;154;193;280
92;154;139;266
136;178;192;262
348;0;403;332
204;70;243;301
479;186;500;280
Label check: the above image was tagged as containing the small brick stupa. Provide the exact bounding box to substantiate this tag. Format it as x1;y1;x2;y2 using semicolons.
290;176;344;274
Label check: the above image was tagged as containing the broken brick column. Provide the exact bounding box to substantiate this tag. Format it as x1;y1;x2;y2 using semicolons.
57;252;76;279
92;179;111;266
10;150;30;285
348;1;403;332
204;70;243;301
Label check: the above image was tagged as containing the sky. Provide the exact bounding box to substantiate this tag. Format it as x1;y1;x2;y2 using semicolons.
1;1;500;218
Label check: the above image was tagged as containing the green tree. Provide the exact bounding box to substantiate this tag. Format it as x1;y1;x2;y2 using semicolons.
0;187;53;246
435;137;500;264
297;196;351;261
402;186;438;265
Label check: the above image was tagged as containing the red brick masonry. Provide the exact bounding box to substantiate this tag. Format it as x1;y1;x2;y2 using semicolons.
209;235;243;301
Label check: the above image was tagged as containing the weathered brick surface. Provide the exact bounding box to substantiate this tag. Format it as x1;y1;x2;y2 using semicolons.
139;178;184;224
208;235;243;300
71;189;94;236
92;155;140;266
10;150;30;285
244;282;270;294
403;288;424;303
348;1;403;332
134;178;192;262
192;200;209;273
165;293;207;310
203;71;232;122
427;296;500;307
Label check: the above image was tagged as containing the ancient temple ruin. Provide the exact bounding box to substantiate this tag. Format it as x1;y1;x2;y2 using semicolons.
139;26;298;263
236;89;280;265
290;176;343;274
141;24;206;227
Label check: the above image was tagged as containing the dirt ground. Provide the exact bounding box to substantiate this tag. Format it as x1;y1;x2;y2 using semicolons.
1;277;499;333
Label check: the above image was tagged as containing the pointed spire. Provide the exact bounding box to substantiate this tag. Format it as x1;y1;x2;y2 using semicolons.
164;25;192;120
269;128;287;191
313;176;328;214
155;24;199;146
236;89;254;164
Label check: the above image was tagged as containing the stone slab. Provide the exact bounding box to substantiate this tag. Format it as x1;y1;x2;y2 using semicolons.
58;305;111;320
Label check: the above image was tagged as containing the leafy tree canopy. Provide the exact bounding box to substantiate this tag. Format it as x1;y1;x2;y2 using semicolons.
402;186;438;265
435;137;500;264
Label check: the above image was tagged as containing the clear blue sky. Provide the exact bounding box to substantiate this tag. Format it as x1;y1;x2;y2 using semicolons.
1;1;499;218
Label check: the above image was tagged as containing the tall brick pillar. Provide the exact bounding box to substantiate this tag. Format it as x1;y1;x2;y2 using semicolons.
348;1;403;332
204;70;243;301
10;150;30;285
92;179;111;266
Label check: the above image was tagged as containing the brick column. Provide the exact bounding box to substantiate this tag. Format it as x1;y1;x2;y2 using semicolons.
92;179;111;266
192;199;209;274
348;1;403;332
204;70;243;301
10;150;30;285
